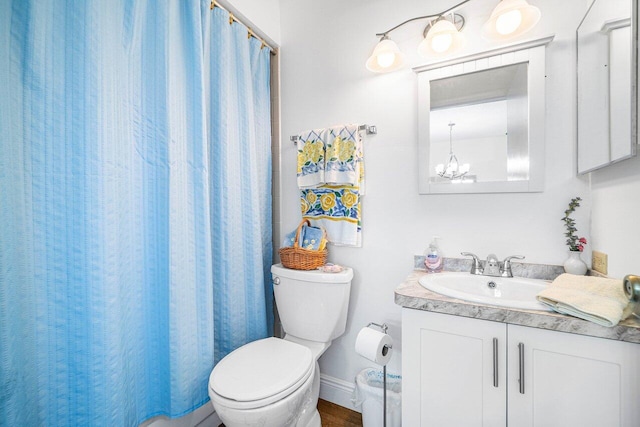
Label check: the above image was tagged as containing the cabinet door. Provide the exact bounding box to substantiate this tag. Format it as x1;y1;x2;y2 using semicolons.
402;308;507;427
508;324;640;427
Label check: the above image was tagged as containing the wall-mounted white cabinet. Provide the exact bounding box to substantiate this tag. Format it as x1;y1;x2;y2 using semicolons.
402;308;640;427
576;0;637;173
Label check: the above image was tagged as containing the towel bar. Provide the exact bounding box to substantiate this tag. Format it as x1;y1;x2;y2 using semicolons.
290;124;377;142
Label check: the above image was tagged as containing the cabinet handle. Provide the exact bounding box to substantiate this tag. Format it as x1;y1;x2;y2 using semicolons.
493;338;498;387
518;342;525;394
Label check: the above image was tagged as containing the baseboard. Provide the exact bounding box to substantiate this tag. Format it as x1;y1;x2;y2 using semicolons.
319;373;361;413
140;402;221;427
196;405;222;427
194;405;221;427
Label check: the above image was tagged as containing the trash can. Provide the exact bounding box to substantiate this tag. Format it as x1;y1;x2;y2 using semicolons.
352;368;402;427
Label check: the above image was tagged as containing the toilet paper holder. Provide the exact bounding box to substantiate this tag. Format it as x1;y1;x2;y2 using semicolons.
365;322;392;427
367;322;393;352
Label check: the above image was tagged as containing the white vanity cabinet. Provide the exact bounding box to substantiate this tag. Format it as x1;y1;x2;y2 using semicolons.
402;308;640;427
402;308;507;426
507;324;640;427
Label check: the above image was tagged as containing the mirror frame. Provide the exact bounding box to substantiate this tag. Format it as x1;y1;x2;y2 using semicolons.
576;0;638;174
415;37;553;194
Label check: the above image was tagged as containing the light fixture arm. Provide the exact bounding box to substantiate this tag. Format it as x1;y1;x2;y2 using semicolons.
423;14;466;38
374;0;472;37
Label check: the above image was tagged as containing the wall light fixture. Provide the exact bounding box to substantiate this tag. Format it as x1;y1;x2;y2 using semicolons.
418;14;466;57
366;0;541;73
483;0;541;40
365;36;407;73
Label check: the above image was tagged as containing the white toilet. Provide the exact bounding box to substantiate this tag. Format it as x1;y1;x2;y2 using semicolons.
208;263;353;427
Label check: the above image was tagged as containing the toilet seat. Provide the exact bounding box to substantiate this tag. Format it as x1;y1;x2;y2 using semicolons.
209;337;314;410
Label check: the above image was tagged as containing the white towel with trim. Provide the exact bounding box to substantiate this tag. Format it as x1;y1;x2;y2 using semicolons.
536;273;633;327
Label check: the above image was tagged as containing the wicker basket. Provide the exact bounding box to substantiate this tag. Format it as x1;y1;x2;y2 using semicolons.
279;219;327;270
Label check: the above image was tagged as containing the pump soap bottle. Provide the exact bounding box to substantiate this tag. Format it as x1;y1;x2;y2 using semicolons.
424;237;443;273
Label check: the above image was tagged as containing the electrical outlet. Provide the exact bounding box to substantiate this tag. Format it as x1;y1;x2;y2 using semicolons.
592;251;608;275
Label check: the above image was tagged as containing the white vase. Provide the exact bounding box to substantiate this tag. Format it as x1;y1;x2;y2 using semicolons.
563;250;588;275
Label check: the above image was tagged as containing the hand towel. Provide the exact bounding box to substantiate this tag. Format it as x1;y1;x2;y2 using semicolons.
299;224;325;250
297;129;326;188
325;125;363;187
301;185;361;247
281;224;325;251
536;273;633;327
282;229;297;248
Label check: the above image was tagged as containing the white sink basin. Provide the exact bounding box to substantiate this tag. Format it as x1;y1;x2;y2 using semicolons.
418;272;553;311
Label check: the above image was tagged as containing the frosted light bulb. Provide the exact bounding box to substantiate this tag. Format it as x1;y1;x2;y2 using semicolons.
376;52;395;68
431;33;453;53
366;38;406;73
496;9;522;35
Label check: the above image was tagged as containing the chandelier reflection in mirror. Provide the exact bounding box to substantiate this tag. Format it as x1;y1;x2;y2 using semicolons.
435;122;470;180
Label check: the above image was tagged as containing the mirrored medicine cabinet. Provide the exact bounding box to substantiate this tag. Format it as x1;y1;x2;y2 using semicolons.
577;0;638;174
416;37;552;194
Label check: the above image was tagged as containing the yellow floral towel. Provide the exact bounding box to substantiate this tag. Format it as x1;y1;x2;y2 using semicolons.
325;125;364;188
301;185;361;247
296;124;366;246
296;129;325;188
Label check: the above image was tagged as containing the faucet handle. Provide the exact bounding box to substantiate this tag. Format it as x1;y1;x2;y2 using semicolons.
502;255;525;277
503;255;525;264
461;252;483;275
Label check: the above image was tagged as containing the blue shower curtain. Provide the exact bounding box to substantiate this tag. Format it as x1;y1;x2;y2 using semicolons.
0;0;272;425
205;6;274;364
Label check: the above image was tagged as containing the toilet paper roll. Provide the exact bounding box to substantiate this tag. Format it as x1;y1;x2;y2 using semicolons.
355;327;393;366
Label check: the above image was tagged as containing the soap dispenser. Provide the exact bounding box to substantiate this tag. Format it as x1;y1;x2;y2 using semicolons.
424;237;443;273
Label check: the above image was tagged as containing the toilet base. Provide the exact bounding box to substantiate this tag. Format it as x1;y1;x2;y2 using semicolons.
212;362;321;427
299;410;321;427
296;362;321;427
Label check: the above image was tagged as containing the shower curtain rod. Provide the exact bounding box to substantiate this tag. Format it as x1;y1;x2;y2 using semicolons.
210;0;277;54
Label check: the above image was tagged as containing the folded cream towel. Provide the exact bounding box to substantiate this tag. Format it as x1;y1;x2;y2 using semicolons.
536;273;633;327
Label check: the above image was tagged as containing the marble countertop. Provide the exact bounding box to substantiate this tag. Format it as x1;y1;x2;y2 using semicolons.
395;270;640;344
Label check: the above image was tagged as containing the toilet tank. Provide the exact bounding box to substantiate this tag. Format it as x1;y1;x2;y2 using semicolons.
271;264;353;343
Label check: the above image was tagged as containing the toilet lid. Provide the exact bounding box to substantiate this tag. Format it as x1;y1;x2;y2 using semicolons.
210;337;313;404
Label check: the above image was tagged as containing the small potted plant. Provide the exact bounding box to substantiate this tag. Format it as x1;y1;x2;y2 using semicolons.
561;197;588;275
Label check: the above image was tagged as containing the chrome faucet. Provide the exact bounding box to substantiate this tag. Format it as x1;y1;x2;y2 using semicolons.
484;254;501;276
461;253;525;277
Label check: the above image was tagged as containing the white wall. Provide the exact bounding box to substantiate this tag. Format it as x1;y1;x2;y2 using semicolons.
219;0;281;45
587;0;639;276
279;0;591;409
591;155;640;278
